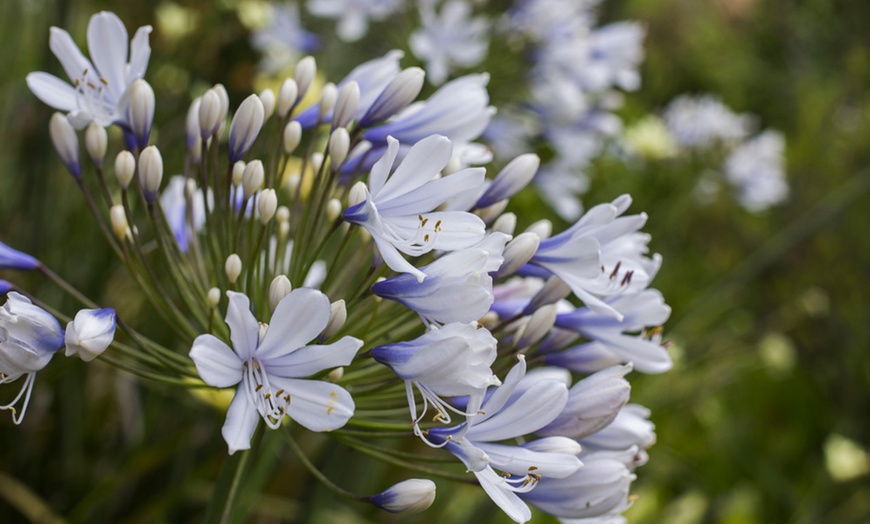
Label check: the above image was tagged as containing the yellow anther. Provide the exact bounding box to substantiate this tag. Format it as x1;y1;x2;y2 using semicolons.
99;77;108;85
255;384;263;392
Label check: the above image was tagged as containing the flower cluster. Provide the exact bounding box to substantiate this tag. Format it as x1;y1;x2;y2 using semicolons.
11;9;676;523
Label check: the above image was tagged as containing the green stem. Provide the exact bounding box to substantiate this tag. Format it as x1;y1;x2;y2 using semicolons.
205;425;263;524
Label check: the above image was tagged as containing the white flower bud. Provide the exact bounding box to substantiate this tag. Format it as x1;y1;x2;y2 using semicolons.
85;122;107;166
327;367;344;382
185;178;197;199
242;160;265;199
319;300;346;341
284;173;301;195
64;308;116;362
49;113;80;177
114;151;136;190
276;206;290;223
186;97;202;146
232;161;246;186
494;232;540;279
139;146;164;202
214;84;230;131
268;275;292;312
371;479;436;514
348;181;367;207
360;67;425;126
258;189;278;224
328;128;350;167
294;56;316;99
258;88;276;120
522;436;583;456
516;304;557;349
475;199;508;223
128;79;155;148
199;89;222;139
278;220;290;239
277;78;299;118
333;81;360;129
528;276;572;312
207;287;221;309
309;153;324;174
491;212;517;236
325;198;342;222
225;254;242;284
525;219;552;240
477;153;540;208
318;83;337;122
110;205;129;240
283;121;302;154
228;94;265;162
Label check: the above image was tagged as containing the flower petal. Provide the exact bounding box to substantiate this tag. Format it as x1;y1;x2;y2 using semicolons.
257;288;330;360
376;135;452;203
262;336;362;378
48;27;92;84
474;467;532;524
26;72;78;112
226;291;259;361
87;11;129;101
222;386;260;454
270;377;355;432
476;442;582;479
471;379;568;442
189;334;243;387
126;25;153;83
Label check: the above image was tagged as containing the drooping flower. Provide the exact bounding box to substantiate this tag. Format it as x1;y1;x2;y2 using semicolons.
189;290;363;454
26;11;152;129
0;292;64;424
343;135;486;282
64;308;117;362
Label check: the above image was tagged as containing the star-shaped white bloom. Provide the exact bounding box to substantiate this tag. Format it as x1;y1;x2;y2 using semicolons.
190;289;362;454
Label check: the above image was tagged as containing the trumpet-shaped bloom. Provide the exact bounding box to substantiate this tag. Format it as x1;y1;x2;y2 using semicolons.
190;289;363;454
26;11;152;129
64;308;116;362
372;322;499;433
0;292;64;424
343;135;486;282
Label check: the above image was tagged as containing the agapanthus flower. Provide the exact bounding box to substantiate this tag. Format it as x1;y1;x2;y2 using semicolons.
662;94;754;148
307;0;402;42
26;11;152;129
251;3;321;73
64;308;117;362
0;292;64;424
343;135;486;282
409;0;490;86
189;290;363;453
723;130;788;212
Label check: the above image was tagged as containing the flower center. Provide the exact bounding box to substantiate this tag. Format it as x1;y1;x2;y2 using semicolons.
72;67;117;125
244;359;291;429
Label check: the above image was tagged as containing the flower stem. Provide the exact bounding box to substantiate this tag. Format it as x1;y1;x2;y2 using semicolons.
205;424;263;524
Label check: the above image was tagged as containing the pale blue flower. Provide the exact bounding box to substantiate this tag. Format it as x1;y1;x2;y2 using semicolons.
343;135;486;282
724;130;788;212
662;94;754;148
251;3;320;73
410;0;490;86
26;11;152;130
307;0;402;42
0;292;64;424
189;289;362;454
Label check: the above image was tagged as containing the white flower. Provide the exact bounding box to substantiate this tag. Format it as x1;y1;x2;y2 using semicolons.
26;11;152;129
64;308;116;362
723;130;788;212
307;0;402;42
410;0;490;86
662;94;755;148
250;3;320;73
189;290;363;454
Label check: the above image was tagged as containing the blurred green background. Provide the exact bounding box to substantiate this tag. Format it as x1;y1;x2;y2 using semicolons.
0;0;869;522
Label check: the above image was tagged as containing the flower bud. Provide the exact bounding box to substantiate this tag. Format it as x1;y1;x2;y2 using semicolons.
318;82;337;122
49;113;80;178
294;56;316;99
114;151;135;189
319;300;346;341
476;154;539;208
276;206;290;223
0;242;38;271
283;121;302;154
258;88;276;120
326;198;342;222
494;232;540;279
333;81;360;129
525;276;572;314
85;122;107;166
327;367;344;382
258;189;278;224
139;146;163;202
207;287;221;309
199;89;222;139
516;304;557;349
475;199;508;223
277;78;298;118
110;205;129;240
229;94;265;163
360;67;425;127
186;97;202;147
128;79;156;148
370;479;436;514
64;308;116;362
225;254;242;284
525;219;552;240
214;84;230;131
242;160;265;199
491;212;517;236
309;153;324;174
328;128;350;167
269;275;292;312
232;161;246;186
348;181;367;207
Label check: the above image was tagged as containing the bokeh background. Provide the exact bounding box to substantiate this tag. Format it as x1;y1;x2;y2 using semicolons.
0;0;869;522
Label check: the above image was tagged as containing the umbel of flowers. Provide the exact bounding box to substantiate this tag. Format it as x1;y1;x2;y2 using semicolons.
6;11;673;523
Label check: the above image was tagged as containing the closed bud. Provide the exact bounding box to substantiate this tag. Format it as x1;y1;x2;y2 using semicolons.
228;94;265;163
269;275;292;312
110;205;129;240
185;178;197;199
114;151;135;189
64;308;116;362
326;198;342;222
348;181;367;207
333;81;360;129
494;232;540;279
85;122;107;166
525;219;552;239
476;154;540;208
516;304;557;349
277;78;299;118
294;56;316;99
370;479;436;514
475;199;508;223
328;128;350;167
199;89;222;139
283;121;302;154
276;206;290;223
318;83;337;122
214;84;230;131
207;287;221;309
139;146;164;202
360;67;425;127
278;220;290;239
242;160;265;199
258;189;278;224
128;79;155;148
491;212;517;236
186;97;202;147
525;276;572;314
258;88;276;120
327;367;344;382
225;254;242;284
232;161;246;186
309;153;324;174
319;300;346;341
49;113;80;178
